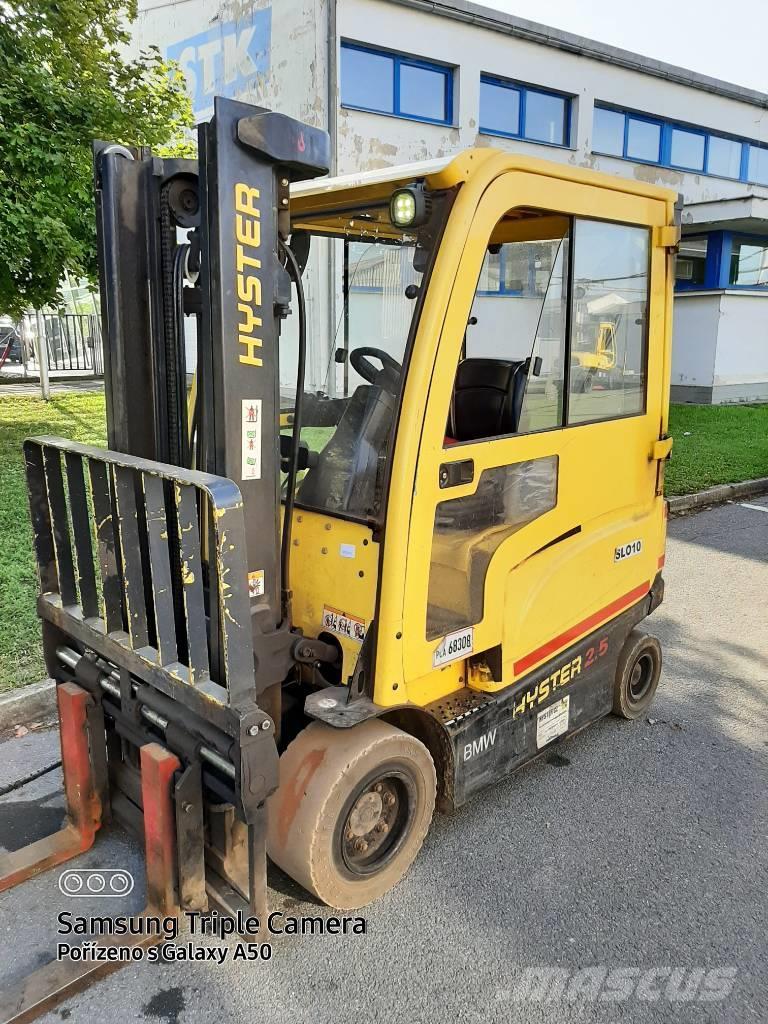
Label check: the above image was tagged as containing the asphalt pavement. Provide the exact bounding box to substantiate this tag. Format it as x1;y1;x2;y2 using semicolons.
0;499;766;1024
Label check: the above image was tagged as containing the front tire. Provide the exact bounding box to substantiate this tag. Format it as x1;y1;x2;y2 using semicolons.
267;719;436;910
612;629;662;719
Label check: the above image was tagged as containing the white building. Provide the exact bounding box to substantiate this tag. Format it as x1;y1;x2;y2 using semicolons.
130;0;768;403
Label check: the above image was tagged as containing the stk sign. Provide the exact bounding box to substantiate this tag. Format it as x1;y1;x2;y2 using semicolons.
167;8;272;119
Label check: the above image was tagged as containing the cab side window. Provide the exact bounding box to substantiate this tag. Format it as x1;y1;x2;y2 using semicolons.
448;215;569;443
567;220;649;423
446;212;650;444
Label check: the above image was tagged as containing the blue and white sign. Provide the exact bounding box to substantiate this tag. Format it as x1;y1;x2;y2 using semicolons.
167;7;272;119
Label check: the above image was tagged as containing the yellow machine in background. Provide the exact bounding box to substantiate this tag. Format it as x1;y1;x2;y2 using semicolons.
575;319;618;370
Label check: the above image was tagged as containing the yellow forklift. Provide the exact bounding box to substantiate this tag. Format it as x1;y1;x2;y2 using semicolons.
572;319;618;390
0;98;677;1017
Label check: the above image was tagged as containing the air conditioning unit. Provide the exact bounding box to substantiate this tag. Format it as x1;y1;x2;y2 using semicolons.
676;258;694;281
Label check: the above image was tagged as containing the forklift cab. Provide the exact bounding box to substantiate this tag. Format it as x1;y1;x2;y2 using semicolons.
285;151;677;716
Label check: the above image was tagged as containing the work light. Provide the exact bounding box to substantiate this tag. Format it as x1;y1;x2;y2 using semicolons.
390;184;430;227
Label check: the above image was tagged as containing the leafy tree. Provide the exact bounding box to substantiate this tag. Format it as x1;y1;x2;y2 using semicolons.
0;0;193;317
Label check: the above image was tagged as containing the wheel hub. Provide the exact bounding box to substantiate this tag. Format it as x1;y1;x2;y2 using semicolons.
629;652;653;701
347;791;383;837
341;776;407;872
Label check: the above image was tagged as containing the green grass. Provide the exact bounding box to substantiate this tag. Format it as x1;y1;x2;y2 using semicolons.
667;403;768;496
0;392;106;691
0;392;764;689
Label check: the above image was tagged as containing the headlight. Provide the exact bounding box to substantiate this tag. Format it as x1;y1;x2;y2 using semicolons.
390;185;430;228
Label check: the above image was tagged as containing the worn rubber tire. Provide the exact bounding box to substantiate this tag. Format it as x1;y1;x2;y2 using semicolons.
612;629;662;720
267;719;436;910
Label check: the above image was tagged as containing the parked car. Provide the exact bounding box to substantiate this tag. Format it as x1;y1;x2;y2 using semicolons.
0;317;22;363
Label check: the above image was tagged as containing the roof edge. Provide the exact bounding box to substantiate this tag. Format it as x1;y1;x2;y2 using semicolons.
291;148;677;206
385;0;768;111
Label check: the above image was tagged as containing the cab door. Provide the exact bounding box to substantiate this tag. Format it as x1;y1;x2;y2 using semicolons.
397;169;670;700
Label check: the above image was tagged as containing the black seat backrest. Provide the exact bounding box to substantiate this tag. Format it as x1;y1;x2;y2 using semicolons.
452;357;526;442
297;383;395;515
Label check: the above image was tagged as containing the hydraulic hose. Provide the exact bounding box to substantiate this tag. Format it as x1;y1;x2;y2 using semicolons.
172;242;190;466
279;240;307;623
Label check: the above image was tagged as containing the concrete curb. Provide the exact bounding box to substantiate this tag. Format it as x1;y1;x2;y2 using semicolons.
668;476;768;515
0;678;56;735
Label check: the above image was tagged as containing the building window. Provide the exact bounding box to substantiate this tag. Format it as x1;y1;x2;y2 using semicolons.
626;117;661;162
592;105;762;183
747;146;768;187
707;136;742;179
729;237;768;287
475;240;563;298
675;237;708;287
670;127;706;171
340;42;452;125
592;106;624;156
673;232;768;292
480;75;570;146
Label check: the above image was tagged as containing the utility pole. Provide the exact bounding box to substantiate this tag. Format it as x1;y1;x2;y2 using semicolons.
34;310;50;401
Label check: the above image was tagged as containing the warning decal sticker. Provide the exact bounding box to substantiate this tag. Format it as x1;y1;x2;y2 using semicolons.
241;399;262;481
536;695;570;749
322;606;366;643
247;569;265;599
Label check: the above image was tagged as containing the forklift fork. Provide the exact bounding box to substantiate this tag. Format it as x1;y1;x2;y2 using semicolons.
0;716;181;1024
0;436;278;1021
0;683;101;893
0;677;269;1023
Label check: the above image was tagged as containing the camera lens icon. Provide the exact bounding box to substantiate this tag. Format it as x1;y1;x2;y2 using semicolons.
59;868;135;898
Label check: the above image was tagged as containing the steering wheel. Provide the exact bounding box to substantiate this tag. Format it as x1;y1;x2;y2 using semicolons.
349;346;402;385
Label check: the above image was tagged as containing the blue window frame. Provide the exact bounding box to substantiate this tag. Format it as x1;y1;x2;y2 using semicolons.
592;104;768;185
476;248;524;296
592;106;624;156
675;231;768;292
669;126;706;172
747;145;768;186
480;75;571;147
708;136;743;179
729;235;768;286
626;115;662;163
340;42;452;125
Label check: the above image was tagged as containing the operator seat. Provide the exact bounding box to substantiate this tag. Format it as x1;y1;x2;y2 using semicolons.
297;378;396;516
451;358;527;442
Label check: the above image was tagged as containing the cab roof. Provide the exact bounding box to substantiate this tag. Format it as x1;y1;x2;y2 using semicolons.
290;147;678;221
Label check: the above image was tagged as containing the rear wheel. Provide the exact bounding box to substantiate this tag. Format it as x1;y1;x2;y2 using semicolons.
612;630;662;719
267;719;436;909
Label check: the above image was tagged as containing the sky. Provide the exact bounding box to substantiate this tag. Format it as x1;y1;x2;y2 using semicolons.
479;0;768;94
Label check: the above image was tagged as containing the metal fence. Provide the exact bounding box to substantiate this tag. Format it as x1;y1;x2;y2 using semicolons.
0;313;103;378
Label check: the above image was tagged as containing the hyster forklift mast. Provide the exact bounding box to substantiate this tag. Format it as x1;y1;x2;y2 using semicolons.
0;98;330;1022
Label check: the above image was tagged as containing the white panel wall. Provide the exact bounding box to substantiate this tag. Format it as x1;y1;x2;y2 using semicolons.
714;293;768;385
671;293;720;389
131;0;329;127
673;291;768;401
466;296;541;362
